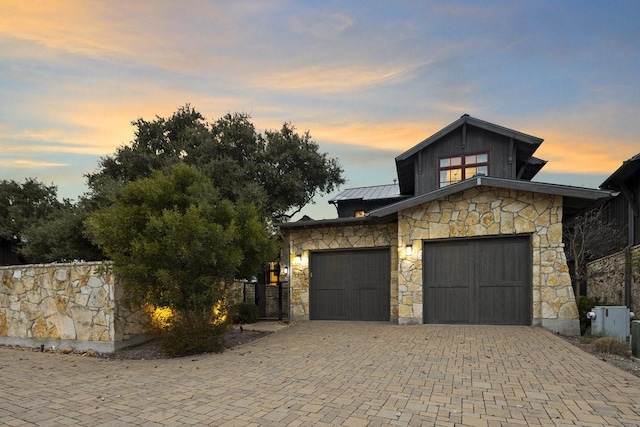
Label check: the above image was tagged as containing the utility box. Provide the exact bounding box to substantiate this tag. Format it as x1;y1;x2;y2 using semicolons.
587;306;635;340
632;321;640;357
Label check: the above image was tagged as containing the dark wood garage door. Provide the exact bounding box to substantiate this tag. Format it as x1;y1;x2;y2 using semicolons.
309;248;390;321
423;236;531;325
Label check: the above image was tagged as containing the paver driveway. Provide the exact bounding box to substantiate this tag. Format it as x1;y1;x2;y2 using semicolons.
1;322;640;426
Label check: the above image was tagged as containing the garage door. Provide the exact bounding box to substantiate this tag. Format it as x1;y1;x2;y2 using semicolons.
309;248;390;321
423;236;531;325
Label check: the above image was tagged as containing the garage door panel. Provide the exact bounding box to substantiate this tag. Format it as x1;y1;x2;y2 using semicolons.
425;243;470;285
479;286;527;324
310;289;347;320
427;287;469;323
424;236;531;325
352;289;389;321
310;248;390;321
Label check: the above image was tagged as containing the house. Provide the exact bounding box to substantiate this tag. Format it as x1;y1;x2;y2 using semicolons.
279;115;613;335
599;153;640;249
586;153;640;311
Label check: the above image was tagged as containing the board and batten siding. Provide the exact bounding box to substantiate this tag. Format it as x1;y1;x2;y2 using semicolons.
416;126;516;195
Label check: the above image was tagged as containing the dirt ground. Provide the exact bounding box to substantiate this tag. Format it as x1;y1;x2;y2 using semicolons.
94;327;271;360
561;335;640;378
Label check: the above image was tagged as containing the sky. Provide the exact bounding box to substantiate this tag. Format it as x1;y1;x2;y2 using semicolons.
1;1;639;220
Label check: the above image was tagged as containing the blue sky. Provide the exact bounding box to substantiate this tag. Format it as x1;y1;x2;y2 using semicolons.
1;1;639;220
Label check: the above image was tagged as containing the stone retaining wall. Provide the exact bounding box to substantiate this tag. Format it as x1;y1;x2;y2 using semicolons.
0;262;145;352
587;244;640;313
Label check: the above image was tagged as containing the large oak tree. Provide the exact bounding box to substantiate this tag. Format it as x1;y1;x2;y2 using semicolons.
86;105;345;222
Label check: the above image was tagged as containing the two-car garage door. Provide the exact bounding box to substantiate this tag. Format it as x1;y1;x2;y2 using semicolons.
423;236;531;325
309;248;390;321
307;236;531;325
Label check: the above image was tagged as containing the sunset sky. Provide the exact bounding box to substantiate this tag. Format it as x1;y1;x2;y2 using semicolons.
2;1;639;220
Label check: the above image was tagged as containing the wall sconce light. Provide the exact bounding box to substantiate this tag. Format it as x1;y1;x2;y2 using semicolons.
406;244;413;256
294;253;302;264
281;266;289;276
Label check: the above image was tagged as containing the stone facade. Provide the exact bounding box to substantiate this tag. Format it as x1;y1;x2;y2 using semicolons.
285;186;579;335
398;187;577;334
587;244;640;313
287;223;397;320
0;262;146;352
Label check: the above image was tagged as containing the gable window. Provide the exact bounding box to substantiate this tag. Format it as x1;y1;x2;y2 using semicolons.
439;152;489;188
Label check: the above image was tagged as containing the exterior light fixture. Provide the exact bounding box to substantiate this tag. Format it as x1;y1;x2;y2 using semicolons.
406;244;413;256
281;266;289;276
294;253;302;264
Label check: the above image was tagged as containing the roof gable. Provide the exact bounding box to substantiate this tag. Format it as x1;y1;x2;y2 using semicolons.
395;115;546;195
396;114;543;162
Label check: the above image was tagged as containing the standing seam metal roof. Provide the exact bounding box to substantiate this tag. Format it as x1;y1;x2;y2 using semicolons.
329;184;402;203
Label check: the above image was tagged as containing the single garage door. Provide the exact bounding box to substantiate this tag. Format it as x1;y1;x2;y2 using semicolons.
423;236;531;325
309;248;390;321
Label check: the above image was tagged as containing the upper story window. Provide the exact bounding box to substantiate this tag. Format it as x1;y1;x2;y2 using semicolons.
439;152;489;188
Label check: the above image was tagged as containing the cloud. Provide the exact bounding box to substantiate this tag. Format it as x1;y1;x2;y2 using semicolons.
252;62;427;94
0;159;68;168
289;11;354;39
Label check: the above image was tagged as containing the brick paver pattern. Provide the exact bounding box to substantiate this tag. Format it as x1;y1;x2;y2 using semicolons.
1;322;640;426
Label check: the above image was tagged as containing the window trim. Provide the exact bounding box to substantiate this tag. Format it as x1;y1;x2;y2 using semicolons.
438;152;490;188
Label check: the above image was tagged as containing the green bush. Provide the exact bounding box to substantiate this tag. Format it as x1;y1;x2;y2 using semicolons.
232;302;260;324
593;336;630;356
577;295;602;335
158;309;227;357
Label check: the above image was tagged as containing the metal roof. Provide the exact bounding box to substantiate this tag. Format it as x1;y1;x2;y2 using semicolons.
328;184;403;203
600;152;640;190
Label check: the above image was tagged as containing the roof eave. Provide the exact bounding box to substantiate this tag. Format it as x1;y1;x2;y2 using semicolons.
369;176;614;218
277;215;389;230
600;153;640;189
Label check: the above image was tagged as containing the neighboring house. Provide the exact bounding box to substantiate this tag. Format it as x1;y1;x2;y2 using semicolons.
586;153;640;310
599;153;640;250
279;115;613;335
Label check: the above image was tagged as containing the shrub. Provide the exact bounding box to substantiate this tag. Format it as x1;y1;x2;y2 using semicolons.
232;302;260;324
593;336;630;356
158;308;227;357
577;295;601;335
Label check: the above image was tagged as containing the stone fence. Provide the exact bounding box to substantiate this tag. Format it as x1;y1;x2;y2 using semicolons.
0;261;257;353
0;262;146;352
587;244;640;313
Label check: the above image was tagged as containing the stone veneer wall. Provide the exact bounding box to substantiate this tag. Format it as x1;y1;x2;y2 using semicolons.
587;244;640;313
0;262;146;352
287;223;397;321
398;187;578;334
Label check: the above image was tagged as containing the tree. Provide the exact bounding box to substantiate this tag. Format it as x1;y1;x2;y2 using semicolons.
85;164;277;355
563;205;625;296
86;105;345;222
19;199;103;263
0;178;62;263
